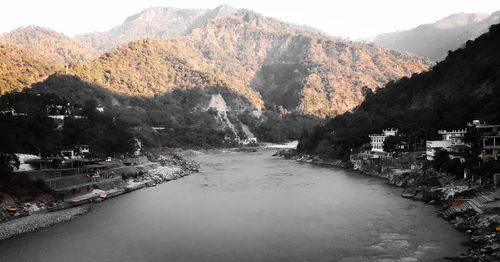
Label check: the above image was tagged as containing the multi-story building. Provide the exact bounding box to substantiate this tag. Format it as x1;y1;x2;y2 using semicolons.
369;128;398;153
471;120;500;160
427;120;500;161
427;129;467;161
426;140;453;161
438;129;467;146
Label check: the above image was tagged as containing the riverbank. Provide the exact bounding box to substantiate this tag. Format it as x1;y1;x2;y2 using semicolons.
0;152;199;241
274;149;500;261
0;206;90;240
272;148;352;168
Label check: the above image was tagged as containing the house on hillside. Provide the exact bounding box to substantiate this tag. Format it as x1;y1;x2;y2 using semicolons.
426;129;468;161
76;145;90;155
426;120;500;161
470;120;500;160
426;140;453;161
96;105;105;112
0;108;27;116
438;129;467;145
61;145;91;159
369;128;398;153
152;127;165;132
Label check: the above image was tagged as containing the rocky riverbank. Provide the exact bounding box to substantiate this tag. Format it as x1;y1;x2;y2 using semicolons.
0;205;90;240
0;152;200;241
274;149;500;261
272;148;352;168
349;153;500;261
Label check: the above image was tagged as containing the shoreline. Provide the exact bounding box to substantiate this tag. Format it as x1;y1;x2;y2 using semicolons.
0;152;199;241
0;205;90;241
0;145;278;241
273;149;499;261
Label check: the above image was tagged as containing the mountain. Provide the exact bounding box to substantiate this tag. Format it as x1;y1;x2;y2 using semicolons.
299;23;500;159
1;8;430;118
373;11;500;61
0;26;99;66
0;43;56;94
75;5;237;51
178;10;430;117
71;10;429;117
68;38;262;110
0;26;100;94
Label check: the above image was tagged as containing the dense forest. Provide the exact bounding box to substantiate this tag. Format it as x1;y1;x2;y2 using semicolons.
0;92;135;157
298;23;500;160
0;74;319;159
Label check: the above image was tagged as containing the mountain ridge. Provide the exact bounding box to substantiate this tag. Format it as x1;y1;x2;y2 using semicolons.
373;10;500;61
75;5;238;51
1;6;430;118
299;22;500;159
0;25;99;65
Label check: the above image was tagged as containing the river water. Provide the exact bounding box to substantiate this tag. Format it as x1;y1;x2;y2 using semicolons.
0;150;466;261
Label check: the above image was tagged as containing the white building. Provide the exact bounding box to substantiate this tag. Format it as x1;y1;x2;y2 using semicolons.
426;140;453;161
76;145;90;154
438;129;467;146
427;129;468;161
369;128;398;153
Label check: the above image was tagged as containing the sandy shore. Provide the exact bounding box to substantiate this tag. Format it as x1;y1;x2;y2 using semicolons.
0;205;90;240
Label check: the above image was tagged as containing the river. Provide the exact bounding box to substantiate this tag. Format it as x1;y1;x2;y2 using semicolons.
0;150;466;261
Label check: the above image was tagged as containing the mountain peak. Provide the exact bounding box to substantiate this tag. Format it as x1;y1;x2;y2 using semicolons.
78;5;238;51
5;25;64;39
1;25;99;67
434;12;489;29
213;4;235;13
124;6;205;23
373;10;500;61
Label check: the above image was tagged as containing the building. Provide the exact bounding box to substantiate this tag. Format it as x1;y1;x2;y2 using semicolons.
61;145;90;159
471;120;500;160
133;139;142;156
76;145;90;155
438;129;467;146
426;140;453;161
61;150;76;159
426;120;500;161
369;128;398;153
427;129;467;161
435;129;468;161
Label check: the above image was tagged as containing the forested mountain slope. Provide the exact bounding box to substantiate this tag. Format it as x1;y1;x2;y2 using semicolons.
299;23;500;159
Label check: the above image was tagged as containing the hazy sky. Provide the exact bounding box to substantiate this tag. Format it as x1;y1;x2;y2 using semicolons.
1;0;500;39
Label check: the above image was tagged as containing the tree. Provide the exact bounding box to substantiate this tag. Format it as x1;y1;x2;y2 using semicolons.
383;136;402;154
432;149;450;171
464;125;482;168
0;153;20;179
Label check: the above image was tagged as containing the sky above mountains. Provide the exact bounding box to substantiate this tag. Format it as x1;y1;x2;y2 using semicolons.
2;0;500;39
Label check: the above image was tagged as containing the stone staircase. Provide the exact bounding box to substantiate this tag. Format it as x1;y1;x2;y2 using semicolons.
442;189;500;218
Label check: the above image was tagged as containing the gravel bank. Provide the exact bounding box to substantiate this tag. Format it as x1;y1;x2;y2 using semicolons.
0;206;90;240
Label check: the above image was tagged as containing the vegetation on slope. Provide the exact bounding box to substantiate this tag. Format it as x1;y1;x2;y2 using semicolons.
28;74;251;148
0;43;56;94
1;26;99;66
69;39;263;110
0;10;429;119
298;23;500;160
0;91;135;157
182;10;430;117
